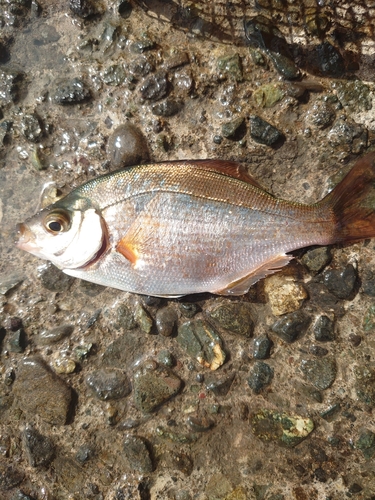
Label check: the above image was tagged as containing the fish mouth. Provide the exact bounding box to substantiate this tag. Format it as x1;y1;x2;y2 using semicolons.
15;223;35;251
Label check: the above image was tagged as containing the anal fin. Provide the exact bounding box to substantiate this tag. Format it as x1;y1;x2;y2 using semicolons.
213;254;293;296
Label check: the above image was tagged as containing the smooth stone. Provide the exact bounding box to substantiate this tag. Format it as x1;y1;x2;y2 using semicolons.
249;115;283;146
21;113;43;142
107;123;149;168
134;302;153;334
140;71;168;101
177;319;226;370
151;99;182;117
300;357;337;390
38;263;74;292
13;357;72;425
251;409;314;447
313;315;335;342
22;424;55;467
247;361;274;394
133;361;182;413
206;302;255;337
309;345;328;357
155;306;177;337
123;435;153;473
86;368;131;401
356;429;375;460
301;247;332;274
323;264;357;299
253;334;273;359
35;324;74;345
54;77;91;105
205;372;235;397
186;414;213;432
265;275;307;316
320;403;341;422
271;311;311;343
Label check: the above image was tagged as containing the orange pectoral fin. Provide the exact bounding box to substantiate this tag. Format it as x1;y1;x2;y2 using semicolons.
116;237;138;264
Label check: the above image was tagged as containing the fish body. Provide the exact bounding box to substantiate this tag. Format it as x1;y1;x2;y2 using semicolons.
16;155;375;297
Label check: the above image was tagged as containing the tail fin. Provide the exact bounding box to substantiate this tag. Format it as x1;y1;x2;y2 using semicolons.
319;152;375;244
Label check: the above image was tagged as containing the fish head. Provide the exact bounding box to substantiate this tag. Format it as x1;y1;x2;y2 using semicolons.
16;200;106;270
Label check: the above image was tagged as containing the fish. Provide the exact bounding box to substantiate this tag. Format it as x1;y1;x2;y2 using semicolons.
16;153;375;297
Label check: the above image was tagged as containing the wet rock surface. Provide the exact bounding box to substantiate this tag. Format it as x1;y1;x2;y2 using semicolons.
1;1;375;498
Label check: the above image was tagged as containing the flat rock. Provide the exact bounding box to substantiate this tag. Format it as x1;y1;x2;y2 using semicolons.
86;368;131;401
13;357;72;425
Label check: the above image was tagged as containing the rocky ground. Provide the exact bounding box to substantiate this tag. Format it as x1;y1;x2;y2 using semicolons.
1;1;375;499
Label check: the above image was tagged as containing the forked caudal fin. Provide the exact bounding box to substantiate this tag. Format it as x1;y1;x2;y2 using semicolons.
318;152;375;244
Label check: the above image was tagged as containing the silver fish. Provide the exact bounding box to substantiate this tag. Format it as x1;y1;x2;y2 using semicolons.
16;154;375;297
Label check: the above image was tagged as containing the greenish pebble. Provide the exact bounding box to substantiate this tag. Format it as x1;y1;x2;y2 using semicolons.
301;247;332;274
7;329;26;353
134;302;153;334
354;365;375;407
356;429;375;459
217;53;243;81
155;306;177;337
101;64;126;86
155;426;198;443
158;349;174;367
253;334;273;359
133;361;182;413
206;301;255;337
74;343;92;360
221;117;245;139
320;404;341;422
253;83;285;108
247;361;274;394
251;409;314;447
115;303;137;330
177;318;226;370
363;305;375;332
300;357;337;390
333;80;372;112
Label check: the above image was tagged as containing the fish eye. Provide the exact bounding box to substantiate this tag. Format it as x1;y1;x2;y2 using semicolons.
44;210;71;234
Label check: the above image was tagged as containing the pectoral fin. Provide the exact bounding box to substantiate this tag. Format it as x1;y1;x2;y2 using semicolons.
116;237;139;264
213;254;293;295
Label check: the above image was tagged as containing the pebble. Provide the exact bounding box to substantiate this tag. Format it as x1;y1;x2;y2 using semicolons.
0;68;23;106
251;409;314;447
51;356;76;375
123;435;153;473
327;117;367;154
309;345;328;357
323;264;357;299
354;365;375;407
361;270;375;297
75;444;95;463
107;123;149;168
140;71;168;101
130;37;155;54
179;302;200;318
217;53;243;81
21;113;43;142
69;0;97;18
133;361;182;413
306;101;335;130
158;349;174;367
22;424;55;467
0;464;24;490
177;319;226;370
86;368;131;400
253;83;285;108
34;324;74;345
205;372;235;397
356;429;375;460
10;491;34;500
118;0;132;18
334;80;372;112
129;56;154;77
301;247;331;274
248;361;274;394
186;414;213;432
7;329;26;353
313;42;345;77
0;271;24;295
13;357;72;425
249;115;283;146
101;64;126;86
54;77;91;105
206;301;255;337
115;303;137;330
264;275;307;316
160;451;193;476
253;334;273;359
151;99;182;117
164;51;189;69
38;262;74;292
221;117;245;140
134;302;153;334
271;311;311;343
300;357;337;390
313;315;335;342
155;306;177;337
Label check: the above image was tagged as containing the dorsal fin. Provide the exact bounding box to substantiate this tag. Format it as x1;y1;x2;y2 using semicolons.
177;159;267;191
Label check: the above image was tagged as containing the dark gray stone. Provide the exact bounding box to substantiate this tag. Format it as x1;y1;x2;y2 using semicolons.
129;56;154;77
301;246;332;274
133;361;182;413
54;78;91;105
253;334;273;359
247;361;274;394
0;68;23;106
314;42;345;77
140;71;168;101
306;101;335;130
101;64;126;86
155;306;177;337
152;99;182;117
354;365;375;407
178;302;200;318
107;123;149;168
69;0;97;18
221;117;245;139
123;435;153;473
323;264;357;299
356;429;375;460
21;113;43;142
271;311;311;343
0;462;24;490
86;368;131;401
205;373;235;397
249;115;283;146
39;262;74;291
206;301;255;337
300;357;337;390
313;315;335;342
13;357;72;425
22;425;55;467
75;444;95;463
7;329;26;353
